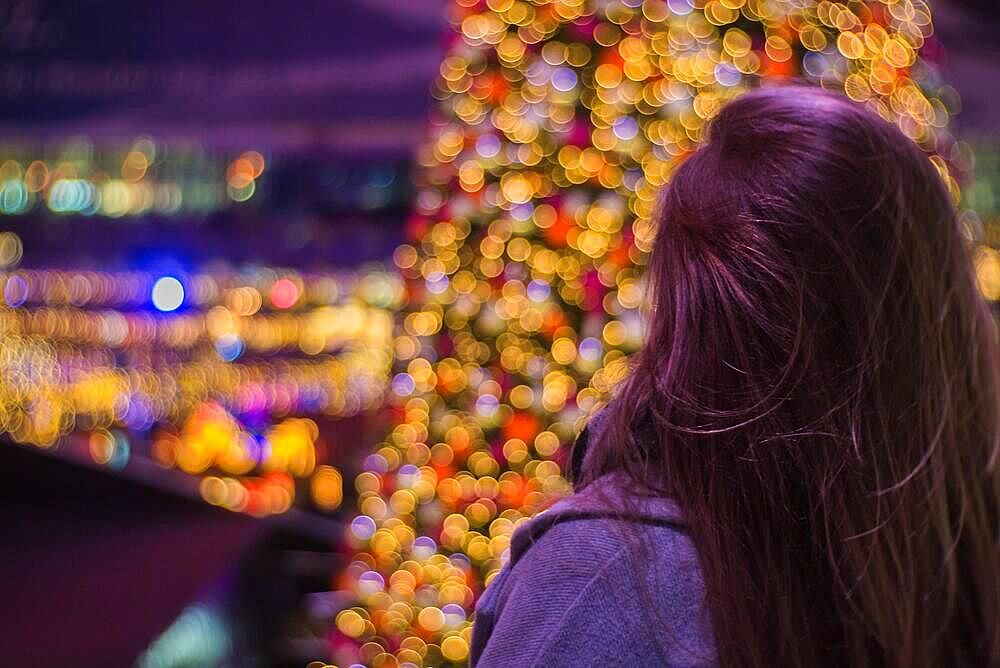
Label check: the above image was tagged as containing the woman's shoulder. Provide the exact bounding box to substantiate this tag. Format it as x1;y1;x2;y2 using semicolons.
471;472;716;666
508;470;690;565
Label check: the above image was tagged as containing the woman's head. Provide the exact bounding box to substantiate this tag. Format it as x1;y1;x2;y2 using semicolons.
580;84;999;666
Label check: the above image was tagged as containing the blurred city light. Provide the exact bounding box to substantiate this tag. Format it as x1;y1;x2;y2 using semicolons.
152;276;185;312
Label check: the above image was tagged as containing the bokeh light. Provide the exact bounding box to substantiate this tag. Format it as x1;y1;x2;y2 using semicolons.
152;276;185;312
0;140;265;218
0;264;403;521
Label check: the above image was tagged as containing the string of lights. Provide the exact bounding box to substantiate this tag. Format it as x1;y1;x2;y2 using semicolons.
0;139;266;216
0;265;402;311
0;263;401;518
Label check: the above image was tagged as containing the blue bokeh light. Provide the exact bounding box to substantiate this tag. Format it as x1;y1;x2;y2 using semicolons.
152;276;185;312
215;333;245;362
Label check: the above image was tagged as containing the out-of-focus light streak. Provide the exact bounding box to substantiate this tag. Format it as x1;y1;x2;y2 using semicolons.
0;264;403;518
0;141;267;217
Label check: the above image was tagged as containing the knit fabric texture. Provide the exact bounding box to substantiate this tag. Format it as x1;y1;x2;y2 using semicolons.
469;468;719;667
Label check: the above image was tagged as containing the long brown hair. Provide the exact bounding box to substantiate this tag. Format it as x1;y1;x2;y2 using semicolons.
577;84;1000;666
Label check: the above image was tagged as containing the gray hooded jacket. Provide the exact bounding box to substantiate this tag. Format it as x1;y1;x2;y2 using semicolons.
469;409;719;667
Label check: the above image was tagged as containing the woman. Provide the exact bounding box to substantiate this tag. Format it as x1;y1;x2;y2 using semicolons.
469;84;1000;667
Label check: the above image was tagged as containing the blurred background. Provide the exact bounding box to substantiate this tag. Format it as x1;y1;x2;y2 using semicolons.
0;0;998;666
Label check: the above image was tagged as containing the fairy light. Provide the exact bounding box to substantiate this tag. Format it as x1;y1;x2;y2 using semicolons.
0;264;403;518
0;140;267;217
152;276;185;312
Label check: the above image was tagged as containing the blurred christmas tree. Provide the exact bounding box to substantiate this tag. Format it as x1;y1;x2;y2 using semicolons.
329;0;960;666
